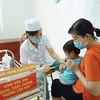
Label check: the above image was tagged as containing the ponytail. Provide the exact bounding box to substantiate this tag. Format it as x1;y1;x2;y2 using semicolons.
94;28;100;37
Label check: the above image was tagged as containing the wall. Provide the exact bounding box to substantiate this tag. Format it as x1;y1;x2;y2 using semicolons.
33;0;87;57
0;38;20;62
0;0;94;57
0;0;35;39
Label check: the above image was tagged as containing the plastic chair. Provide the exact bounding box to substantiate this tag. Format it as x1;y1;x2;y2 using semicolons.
20;33;55;82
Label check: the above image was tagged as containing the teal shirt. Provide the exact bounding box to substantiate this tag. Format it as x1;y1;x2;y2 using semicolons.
60;56;83;85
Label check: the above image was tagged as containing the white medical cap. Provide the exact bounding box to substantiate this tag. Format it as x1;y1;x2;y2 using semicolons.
25;17;41;31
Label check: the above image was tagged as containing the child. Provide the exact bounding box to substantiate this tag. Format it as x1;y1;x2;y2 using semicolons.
59;39;83;85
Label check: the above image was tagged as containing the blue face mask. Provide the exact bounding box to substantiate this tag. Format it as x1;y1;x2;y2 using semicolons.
31;38;41;44
74;41;87;49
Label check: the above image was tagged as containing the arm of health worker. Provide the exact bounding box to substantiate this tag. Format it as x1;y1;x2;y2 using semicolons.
47;48;64;63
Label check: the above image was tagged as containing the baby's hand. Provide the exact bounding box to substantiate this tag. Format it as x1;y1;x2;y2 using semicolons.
59;63;66;72
65;57;68;62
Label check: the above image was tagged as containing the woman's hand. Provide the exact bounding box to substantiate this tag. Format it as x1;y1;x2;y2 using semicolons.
66;59;80;73
39;65;50;73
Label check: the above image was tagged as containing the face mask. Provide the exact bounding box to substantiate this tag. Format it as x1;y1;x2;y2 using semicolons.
31;38;41;44
74;38;88;49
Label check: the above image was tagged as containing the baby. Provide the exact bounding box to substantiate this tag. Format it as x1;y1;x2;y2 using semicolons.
59;39;83;85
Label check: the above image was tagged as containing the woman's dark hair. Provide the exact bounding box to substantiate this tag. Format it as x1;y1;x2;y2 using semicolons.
68;18;100;39
63;39;80;55
26;30;38;36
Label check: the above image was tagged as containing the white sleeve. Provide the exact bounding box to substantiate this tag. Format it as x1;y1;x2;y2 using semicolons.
20;45;28;65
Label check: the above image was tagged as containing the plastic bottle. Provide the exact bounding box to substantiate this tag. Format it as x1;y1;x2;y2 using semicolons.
0;64;4;71
2;51;11;69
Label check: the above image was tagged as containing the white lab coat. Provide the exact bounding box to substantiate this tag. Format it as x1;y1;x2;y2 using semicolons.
20;35;55;67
